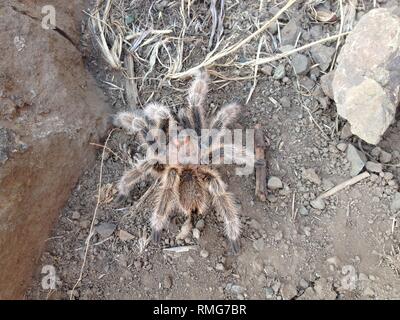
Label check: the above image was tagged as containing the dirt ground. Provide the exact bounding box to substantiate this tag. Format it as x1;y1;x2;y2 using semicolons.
27;0;400;300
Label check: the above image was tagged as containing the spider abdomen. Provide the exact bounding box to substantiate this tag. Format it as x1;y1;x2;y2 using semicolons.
178;169;208;215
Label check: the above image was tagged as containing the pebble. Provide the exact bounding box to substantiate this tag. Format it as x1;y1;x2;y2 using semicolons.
95;222;116;238
118;230;135;241
302;168;321;185
253;238;265;252
274;230;283;242
281;20;300;45
163;275;173;289
195;219;205;231
391;192;400;211
371;147;382;157
299;206;309;216
310;198;326;210
281;283;297;300
265;287;274;299
71;211;80;220
346;144;367;176
310;44;335;71
268;176;283;190
216;263;225;271
273;64;286;80
200;249;209;258
192;228;200;240
299;279;309;289
230;285;246;295
292;54;310;75
336;143;347;152
261;65;273;76
366;161;383;173
380;150;392;163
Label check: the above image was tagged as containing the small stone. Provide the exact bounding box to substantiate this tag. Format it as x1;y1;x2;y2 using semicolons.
273;64;286;80
279;96;291;108
299;206;309;216
186;256;195;264
274;230;283;241
380;150;392;164
268;176;283;190
216;263;225;271
326;256;340;268
299;279;309;289
391;192;400;211
265;287;274;299
253;238;265;252
281;20;300;45
79;220;90;229
200;249;209;258
340;123;353;140
358;273;369;281
195;219;205;231
311;44;335;71
192;228;200;240
310;198;326;210
163;275;173;289
366;161;383;173
346;144;367;176
230;285;246;295
71;211;80;220
118;230;135;241
336;143;347;152
291;54;310;75
302;168;321;185
363;287;375;297
281;283;297;300
320;72;334;99
272;281;281;294
133;260;142;269
261;65;273;76
266;194;278;203
371;147;382;158
95;222;116;238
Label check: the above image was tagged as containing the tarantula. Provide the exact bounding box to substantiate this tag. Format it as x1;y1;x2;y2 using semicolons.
113;69;251;254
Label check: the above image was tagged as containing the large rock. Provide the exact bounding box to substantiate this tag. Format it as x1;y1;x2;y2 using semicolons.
332;8;400;145
0;0;110;299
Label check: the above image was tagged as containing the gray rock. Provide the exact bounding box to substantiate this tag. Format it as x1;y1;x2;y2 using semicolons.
192;228;200;240
281;20;300;45
391;192;400;211
261;65;273;76
96;223;116;238
310;198;326;210
340;123;353;140
299;279;309;289
230;285;246;295
216;263;225;271
311;44;335;71
268;176;283;190
346;144;367;176
371;147;382;158
281;283;297;300
320;71;335;99
336;143;348;152
273;64;286;80
299;206;309;216
279;96;291;108
366;161;383;173
380;150;392;163
200;249;209;258
302;168;321;185
163;275;173;289
292;54;310;75
253;238;265;252
332;8;400;145
71;211;80;220
265;287;274;299
195;219;205;230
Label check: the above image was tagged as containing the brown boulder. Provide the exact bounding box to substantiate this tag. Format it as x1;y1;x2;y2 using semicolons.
0;0;110;299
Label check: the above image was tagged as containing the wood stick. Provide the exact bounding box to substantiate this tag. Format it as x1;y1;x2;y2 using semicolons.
318;171;370;200
125;54;138;110
254;124;267;201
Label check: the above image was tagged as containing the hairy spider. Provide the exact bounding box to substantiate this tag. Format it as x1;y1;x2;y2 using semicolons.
113;69;251;254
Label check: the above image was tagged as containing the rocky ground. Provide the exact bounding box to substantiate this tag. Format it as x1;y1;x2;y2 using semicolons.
27;0;400;300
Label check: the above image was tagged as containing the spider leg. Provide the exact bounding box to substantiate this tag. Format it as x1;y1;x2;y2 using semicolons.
209;102;241;130
150;168;180;242
201;168;241;254
116;158;165;202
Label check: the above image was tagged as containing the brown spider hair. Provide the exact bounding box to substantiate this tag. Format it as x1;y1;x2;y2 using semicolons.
113;69;249;254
